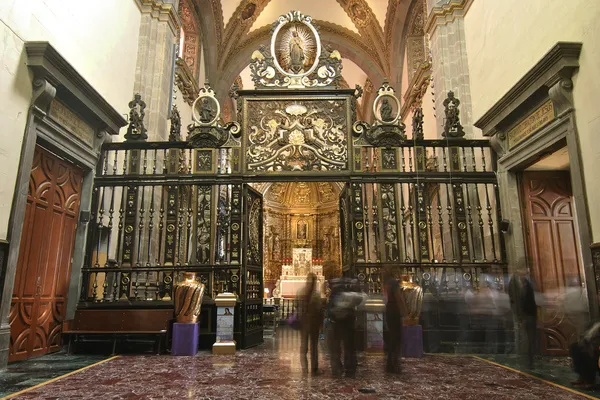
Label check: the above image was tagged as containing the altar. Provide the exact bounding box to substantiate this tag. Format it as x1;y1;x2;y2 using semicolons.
276;248;325;298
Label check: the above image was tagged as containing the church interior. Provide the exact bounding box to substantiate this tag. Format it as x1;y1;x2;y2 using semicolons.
1;0;600;399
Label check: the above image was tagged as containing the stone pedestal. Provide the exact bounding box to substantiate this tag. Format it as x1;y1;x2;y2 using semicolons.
171;322;199;356
402;325;424;358
213;292;237;355
364;296;385;353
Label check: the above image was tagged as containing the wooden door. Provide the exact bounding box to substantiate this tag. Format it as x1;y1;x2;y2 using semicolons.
521;171;584;355
9;145;83;361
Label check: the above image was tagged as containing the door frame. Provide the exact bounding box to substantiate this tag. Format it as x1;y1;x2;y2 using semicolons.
474;42;597;321
0;42;126;367
10;145;85;361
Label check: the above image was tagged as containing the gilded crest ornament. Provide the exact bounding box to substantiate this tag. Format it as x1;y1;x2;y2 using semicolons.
249;11;342;89
353;81;407;147
186;83;241;148
245;98;348;171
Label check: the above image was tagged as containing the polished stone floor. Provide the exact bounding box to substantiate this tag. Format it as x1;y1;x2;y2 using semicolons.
1;329;597;399
0;353;108;398
481;354;600;398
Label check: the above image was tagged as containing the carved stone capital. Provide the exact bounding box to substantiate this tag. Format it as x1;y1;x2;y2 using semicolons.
135;0;180;36
175;58;200;106
489;129;507;158
548;78;574;117
425;0;474;35
31;77;57;115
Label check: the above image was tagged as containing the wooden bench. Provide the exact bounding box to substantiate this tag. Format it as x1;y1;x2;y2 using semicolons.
63;309;173;355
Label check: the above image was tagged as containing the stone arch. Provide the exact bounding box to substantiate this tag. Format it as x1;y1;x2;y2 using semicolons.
388;0;418;93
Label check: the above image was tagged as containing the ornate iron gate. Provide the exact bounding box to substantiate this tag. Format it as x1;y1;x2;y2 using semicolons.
78;11;507;352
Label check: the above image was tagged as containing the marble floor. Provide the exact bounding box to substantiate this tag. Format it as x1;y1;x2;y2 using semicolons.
0;353;108;398
1;329;597;400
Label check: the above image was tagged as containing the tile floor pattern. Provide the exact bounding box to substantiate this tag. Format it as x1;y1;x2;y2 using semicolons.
0;353;107;398
2;334;595;400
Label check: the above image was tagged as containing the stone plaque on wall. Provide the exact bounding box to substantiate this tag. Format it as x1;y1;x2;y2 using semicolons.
507;100;555;149
49;99;95;147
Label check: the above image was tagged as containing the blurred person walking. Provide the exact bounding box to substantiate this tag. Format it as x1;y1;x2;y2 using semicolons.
383;267;408;374
570;322;600;389
299;273;323;375
508;268;537;369
328;278;365;378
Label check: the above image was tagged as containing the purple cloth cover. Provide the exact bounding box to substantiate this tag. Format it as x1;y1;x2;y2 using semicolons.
171;322;200;356
402;325;424;358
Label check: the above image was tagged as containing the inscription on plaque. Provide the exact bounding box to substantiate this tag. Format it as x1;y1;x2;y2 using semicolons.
49;100;95;147
507;100;555;149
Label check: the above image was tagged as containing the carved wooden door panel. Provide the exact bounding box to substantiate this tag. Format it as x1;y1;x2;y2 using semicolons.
521;171;584;356
10;145;83;361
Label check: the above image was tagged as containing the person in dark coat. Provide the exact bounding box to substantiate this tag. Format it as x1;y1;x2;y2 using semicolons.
328;278;365;378
299;273;323;375
570;322;600;388
508;268;537;369
383;267;407;374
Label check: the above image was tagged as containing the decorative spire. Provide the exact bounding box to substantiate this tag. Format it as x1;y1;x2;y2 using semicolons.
168;105;181;142
442;91;465;138
412;107;424;140
124;93;147;141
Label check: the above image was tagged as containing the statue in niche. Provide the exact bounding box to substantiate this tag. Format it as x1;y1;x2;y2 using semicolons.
199;98;216;123
322;234;330;258
289;28;305;73
297;220;307;240
380;98;394;122
383;213;398;260
273;233;281;259
443;91;465;137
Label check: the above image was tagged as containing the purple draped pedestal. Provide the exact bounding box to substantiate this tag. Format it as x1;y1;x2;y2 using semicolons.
171;322;199;356
402;325;424;358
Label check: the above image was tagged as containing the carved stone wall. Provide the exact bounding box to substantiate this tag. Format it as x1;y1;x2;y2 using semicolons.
133;0;179;140
426;0;475;138
179;0;201;78
407;0;427;83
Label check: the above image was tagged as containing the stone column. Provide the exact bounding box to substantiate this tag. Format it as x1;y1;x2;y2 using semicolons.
426;0;475;138
133;0;180;140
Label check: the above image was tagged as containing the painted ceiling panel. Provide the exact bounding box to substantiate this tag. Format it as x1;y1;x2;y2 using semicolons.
222;0;244;26
368;0;389;31
250;0;359;33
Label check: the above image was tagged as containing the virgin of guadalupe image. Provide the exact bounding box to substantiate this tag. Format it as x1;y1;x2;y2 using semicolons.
289;28;305;73
297;220;307;239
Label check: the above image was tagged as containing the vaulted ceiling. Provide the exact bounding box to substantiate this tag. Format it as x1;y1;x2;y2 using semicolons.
263;182;341;209
189;0;424;116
